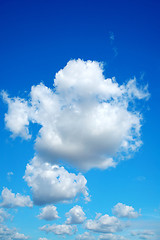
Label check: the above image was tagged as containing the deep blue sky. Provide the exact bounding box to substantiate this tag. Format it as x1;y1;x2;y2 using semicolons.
0;0;160;239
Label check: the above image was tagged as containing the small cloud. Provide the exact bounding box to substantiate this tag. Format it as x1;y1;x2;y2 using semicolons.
0;224;29;239
85;213;126;233
65;205;86;224
7;172;13;176
76;232;95;240
109;32;118;57
7;172;13;181
131;230;155;239
113;47;118;57
109;31;115;41
40;224;77;236
38;205;59;221
136;176;146;182
112;203;141;219
99;233;128;240
38;238;48;240
140;72;145;80
0;187;33;208
0;208;11;223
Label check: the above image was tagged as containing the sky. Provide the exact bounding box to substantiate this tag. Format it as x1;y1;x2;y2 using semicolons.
0;0;160;239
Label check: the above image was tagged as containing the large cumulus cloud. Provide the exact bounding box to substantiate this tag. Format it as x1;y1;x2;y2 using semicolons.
2;59;149;170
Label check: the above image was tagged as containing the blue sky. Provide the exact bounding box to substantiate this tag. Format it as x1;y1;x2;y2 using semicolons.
0;0;160;239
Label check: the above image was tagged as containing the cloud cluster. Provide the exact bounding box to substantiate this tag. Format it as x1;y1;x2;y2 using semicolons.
66;205;86;224
85;214;125;233
131;230;155;239
99;234;127;240
38;205;59;221
40;223;77;235
1;59;150;240
112;203;140;218
0;188;33;208
0;209;11;223
38;238;48;240
76;231;95;240
24;156;89;205
0;224;29;240
2;59;149;170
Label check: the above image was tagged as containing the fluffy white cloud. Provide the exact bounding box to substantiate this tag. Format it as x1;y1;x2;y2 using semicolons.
24;156;89;205
2;91;31;140
0;188;33;208
76;231;95;240
112;203;140;218
2;59;149;170
38;238;48;240
99;233;127;240
85;214;125;233
0;224;29;240
0;209;11;223
12;232;29;240
131;230;155;239
40;223;77;235
38;205;59;221
66;205;86;224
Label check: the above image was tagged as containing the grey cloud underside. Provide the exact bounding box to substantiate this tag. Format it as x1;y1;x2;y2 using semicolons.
2;59;149;170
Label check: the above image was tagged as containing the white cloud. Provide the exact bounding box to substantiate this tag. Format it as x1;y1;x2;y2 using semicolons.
0;224;29;240
85;214;125;233
76;231;95;240
98;234;127;240
13;232;29;240
0;209;11;223
40;223;77;235
2;91;31;140
66;205;86;224
99;233;127;240
38;205;59;221
38;238;48;240
24;156;89;205
112;203;140;218
131;230;155;239
0;188;33;208
2;59;149;171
